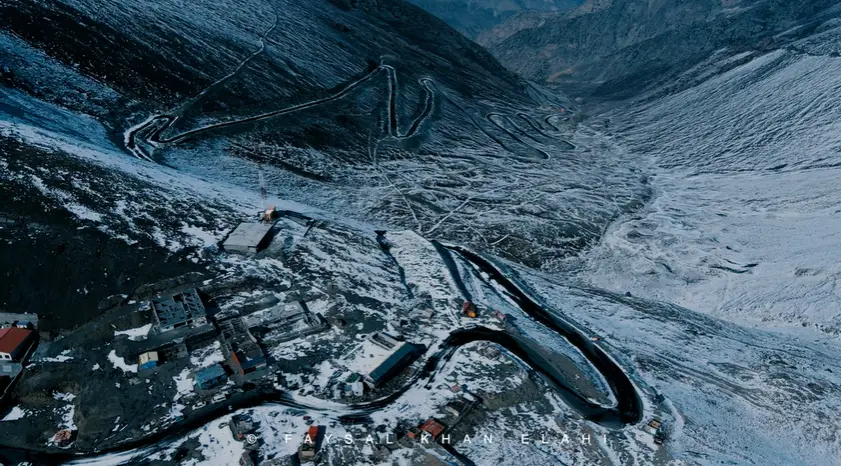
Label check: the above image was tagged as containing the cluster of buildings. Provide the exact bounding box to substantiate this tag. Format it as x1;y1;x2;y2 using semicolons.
130;287;268;397
405;389;479;449
131;288;217;374
132;284;340;403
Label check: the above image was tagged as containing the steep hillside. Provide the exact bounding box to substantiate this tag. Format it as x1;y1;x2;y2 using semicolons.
406;0;581;38
487;0;841;98
1;0;651;287
574;19;841;336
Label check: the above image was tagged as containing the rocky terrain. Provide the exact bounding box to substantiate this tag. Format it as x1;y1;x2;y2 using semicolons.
484;0;841;98
406;0;581;38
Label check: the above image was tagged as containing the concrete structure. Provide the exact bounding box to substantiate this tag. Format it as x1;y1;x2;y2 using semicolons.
0;363;22;378
223;222;274;254
445;399;469;417
254;301;328;344
151;288;207;333
369;331;402;350
419;418;446;440
0;313;38;330
138;351;159;370
194;364;228;390
230;414;257;441
0;328;34;361
219;317;268;379
365;342;424;388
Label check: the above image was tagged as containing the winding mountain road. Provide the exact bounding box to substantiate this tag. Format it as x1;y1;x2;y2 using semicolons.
126;63;437;162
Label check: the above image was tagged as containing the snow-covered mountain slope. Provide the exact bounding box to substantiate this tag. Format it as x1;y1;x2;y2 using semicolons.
574;28;841;335
406;0;582;38
3;103;837;464
1;0;649;272
2;0;841;464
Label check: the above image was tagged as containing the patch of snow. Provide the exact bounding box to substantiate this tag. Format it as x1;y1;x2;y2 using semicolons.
1;406;28;421
108;350;138;373
114;323;152;341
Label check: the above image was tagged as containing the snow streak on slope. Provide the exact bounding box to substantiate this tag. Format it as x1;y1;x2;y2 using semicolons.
617;48;841;172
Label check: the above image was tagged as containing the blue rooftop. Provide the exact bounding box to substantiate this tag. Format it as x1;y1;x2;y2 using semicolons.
195;364;226;383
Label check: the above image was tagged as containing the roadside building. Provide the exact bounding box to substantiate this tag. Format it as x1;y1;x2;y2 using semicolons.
232;347;267;375
419;418;446;441
444;399;470;417
151;289;207;333
51;429;75;446
252;301;328;344
0;328;34;362
365;342;425;388
230;414;256;441
223;222;274;254
138;351;159;370
194;364;228;390
219;317;268;379
298;425;320;461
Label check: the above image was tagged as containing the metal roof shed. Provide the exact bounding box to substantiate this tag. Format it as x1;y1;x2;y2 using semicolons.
223;223;274;254
367;342;423;387
194;364;227;390
0;328;34;362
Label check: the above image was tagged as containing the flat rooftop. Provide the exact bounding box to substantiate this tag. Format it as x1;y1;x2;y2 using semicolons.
152;288;206;328
0;328;32;354
223;222;273;250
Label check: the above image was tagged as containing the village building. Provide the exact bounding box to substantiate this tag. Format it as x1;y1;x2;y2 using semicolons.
368;331;403;350
419;418;446;441
219;317;268;379
250;301;328;344
365;342;425;388
194;364;228;390
223;222;274;254
0;327;34;362
151;288;208;333
138;351;159;370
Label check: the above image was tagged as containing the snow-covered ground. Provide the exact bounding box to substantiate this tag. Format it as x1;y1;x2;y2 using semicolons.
114;324;152;341
577;44;841;336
